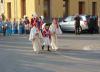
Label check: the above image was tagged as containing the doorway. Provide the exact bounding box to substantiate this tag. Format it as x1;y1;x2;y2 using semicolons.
7;2;11;19
92;2;97;16
44;0;50;19
63;0;69;17
21;0;26;18
79;1;85;14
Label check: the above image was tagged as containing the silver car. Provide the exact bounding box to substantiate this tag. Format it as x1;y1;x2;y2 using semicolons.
59;15;89;32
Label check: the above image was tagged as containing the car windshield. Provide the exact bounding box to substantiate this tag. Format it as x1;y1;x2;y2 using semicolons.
63;15;87;22
64;16;74;21
80;16;87;21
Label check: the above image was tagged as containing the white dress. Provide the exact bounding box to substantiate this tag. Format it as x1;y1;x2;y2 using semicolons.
44;37;50;46
49;24;58;50
29;27;41;52
49;23;62;50
29;27;37;41
43;31;51;46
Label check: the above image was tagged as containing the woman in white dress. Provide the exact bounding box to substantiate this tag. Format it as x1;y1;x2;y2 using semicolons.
49;18;62;51
29;18;41;54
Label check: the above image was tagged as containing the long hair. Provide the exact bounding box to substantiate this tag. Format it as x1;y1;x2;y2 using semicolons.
53;18;59;28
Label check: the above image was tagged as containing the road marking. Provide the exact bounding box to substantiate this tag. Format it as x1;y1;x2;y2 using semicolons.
83;46;91;50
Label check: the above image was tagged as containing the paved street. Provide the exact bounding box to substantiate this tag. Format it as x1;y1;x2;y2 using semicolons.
0;34;100;72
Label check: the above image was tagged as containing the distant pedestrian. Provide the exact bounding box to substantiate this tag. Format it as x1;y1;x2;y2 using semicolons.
88;16;94;34
12;18;18;34
2;25;6;36
18;18;24;34
93;16;99;33
5;19;12;36
24;16;30;34
0;16;3;33
74;15;82;34
39;16;44;32
31;15;35;28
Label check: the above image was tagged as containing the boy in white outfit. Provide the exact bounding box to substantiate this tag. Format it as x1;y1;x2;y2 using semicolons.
42;24;51;51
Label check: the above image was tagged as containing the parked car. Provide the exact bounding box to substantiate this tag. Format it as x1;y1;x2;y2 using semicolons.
59;15;89;32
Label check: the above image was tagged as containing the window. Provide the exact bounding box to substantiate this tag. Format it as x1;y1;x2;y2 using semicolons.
38;0;40;5
21;0;26;18
92;2;97;15
64;16;73;21
44;0;50;19
7;2;11;19
63;0;69;17
79;1;85;14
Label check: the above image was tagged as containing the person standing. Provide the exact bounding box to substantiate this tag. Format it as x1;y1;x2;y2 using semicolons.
2;25;6;36
5;19;12;36
31;15;35;28
0;16;3;33
42;24;51;51
24;16;30;34
74;15;81;34
29;18;41;54
49;18;62;51
93;15;99;33
12;18;18;34
18;18;24;34
88;16;94;34
39;16;44;32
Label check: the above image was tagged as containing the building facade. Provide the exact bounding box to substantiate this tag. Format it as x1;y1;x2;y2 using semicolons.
4;0;100;20
0;0;4;15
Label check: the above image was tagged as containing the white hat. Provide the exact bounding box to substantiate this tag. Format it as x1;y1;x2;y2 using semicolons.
41;16;44;20
42;23;46;30
32;13;38;18
24;15;27;18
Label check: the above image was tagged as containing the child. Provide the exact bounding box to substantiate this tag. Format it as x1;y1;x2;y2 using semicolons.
42;24;51;51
